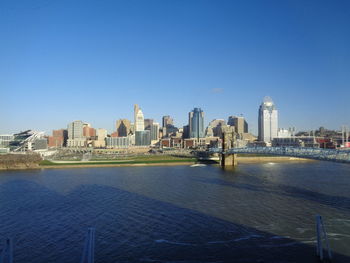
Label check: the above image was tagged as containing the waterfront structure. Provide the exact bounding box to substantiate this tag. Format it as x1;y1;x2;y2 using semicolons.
135;130;151;146
67;121;86;147
9;130;46;152
106;137;130;148
162;115;174;128
189;108;205;139
116;119;131;137
258;97;278;143
28;138;48;150
228;116;248;134
48;129;67;147
134;104;145;132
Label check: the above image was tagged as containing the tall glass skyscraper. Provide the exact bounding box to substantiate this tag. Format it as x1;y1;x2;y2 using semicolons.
189;107;205;139
258;96;278;143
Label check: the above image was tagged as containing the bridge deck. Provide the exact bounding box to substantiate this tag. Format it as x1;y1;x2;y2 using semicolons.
209;147;350;163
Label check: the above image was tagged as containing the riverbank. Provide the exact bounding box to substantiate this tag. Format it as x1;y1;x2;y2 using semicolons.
0;155;316;171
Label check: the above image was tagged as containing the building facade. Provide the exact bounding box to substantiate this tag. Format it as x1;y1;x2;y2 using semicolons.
189;108;205;139
134;104;145;132
258;97;278;143
135;130;151;146
150;122;160;141
106;137;130;148
67;120;86;147
228;116;248;134
162;115;174;128
116;119;131;137
48;129;67;147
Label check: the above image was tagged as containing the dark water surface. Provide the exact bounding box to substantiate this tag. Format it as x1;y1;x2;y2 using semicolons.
0;162;349;262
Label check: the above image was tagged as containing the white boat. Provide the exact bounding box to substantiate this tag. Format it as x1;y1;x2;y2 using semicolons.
190;164;207;167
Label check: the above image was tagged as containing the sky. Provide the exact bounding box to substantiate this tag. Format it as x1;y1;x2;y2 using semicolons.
1;0;350;135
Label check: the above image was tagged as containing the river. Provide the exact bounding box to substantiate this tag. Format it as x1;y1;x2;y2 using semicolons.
0;162;349;262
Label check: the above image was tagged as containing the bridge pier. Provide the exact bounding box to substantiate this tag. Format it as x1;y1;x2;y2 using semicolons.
221;153;237;167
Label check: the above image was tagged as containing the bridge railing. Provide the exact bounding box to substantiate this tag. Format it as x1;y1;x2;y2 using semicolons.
208;147;350;163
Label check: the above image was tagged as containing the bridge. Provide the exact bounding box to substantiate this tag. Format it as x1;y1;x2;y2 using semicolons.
209;147;350;167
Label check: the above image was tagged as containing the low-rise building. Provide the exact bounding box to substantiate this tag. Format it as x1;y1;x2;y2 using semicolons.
106;137;130;148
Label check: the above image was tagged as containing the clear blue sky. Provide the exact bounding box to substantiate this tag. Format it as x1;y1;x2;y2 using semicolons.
1;0;350;135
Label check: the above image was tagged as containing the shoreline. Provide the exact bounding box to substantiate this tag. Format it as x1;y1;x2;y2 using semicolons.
0;156;315;171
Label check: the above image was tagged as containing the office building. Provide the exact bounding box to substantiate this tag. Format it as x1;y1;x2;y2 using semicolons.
134;104;145;131
207;119;226;137
135;130;151;146
189;108;205;139
162;115;174;127
67;120;86;147
68;121;84;139
83;126;96;138
106;137;130;148
150;122;160;141
258;96;278;143
93;128;107;148
48;129;67;147
116;119;131;137
144;119;154;130
228;116;248;134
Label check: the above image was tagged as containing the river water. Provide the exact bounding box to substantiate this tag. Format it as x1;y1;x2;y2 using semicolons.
0;162;349;262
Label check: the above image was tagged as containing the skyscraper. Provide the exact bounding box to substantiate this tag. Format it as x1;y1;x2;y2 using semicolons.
228;116;248;134
116;119;131;137
134;104;144;132
189;108;205;139
258;96;278;143
162;115;173;128
68;120;84;139
144;119;154;130
150;122;160;141
67;120;86;147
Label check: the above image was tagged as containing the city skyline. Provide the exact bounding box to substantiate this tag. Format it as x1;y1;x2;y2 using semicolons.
1;0;350;134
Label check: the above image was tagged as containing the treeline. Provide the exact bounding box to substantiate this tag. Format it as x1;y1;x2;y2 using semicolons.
0;154;42;169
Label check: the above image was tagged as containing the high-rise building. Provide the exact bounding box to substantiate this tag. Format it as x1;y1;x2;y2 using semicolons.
134;104;145;131
67;121;86;147
68;121;84;139
150;122;160;141
258;96;278;143
228;116;248;134
162;115;174;128
116;119;131;137
189;108;205;139
135;130;151;146
144;119;154;130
